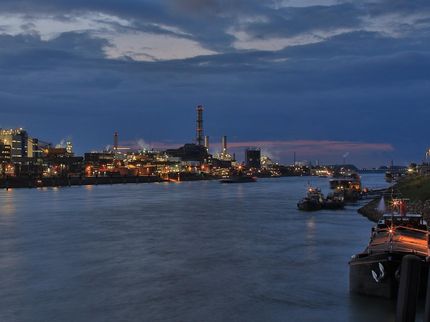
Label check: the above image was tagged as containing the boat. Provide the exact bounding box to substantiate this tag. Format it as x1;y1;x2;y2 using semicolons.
385;170;406;183
323;192;345;210
219;175;256;183
329;172;362;202
329;172;362;191
297;187;324;211
349;199;429;298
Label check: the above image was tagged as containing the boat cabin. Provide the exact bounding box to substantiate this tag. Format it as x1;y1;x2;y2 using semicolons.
376;214;428;231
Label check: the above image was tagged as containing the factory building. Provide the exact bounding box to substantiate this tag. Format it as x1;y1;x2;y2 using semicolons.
165;105;209;162
0;128;29;162
245;148;261;169
66;140;73;155
85;152;115;165
0;128;47;161
165;144;208;162
219;136;233;161
0;143;11;164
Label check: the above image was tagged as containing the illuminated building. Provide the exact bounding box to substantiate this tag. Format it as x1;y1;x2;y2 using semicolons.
0;143;11;163
0;128;29;162
0;143;12;175
27;137;34;158
66;140;73;154
245;148;261;169
218;136;233;161
45;147;71;157
31;147;81;177
261;155;274;168
84;152;115;176
85;152;114;165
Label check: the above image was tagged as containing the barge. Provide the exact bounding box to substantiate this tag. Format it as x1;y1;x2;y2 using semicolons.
349;199;429;298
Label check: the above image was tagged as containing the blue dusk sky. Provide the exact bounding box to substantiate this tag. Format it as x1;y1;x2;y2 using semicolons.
0;0;429;167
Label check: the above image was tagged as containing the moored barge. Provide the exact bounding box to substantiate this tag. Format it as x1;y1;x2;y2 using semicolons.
349;199;429;298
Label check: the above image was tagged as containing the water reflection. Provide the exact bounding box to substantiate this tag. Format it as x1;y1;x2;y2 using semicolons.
305;216;316;261
0;189;16;215
0;174;394;322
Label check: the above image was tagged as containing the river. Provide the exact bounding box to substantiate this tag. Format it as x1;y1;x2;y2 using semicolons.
0;174;409;321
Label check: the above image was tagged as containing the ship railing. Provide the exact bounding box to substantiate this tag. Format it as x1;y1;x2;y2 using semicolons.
378;225;430;235
371;227;429;245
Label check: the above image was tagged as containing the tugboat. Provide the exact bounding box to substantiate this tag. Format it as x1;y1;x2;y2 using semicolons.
323;192;345;210
329;172;362;202
297;187;324;211
349;199;429;298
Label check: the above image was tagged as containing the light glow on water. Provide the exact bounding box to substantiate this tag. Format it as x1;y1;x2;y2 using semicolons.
0;174;413;321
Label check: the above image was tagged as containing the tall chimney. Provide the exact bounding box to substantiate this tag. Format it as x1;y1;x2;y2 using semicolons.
204;136;209;151
196;105;204;146
114;131;118;151
222;136;227;153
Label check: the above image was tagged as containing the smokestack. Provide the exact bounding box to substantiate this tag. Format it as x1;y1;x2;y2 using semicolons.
222;136;227;153
204;136;209;151
114;131;118;151
196;105;204;146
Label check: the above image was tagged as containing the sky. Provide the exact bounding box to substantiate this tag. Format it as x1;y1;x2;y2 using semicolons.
0;0;429;167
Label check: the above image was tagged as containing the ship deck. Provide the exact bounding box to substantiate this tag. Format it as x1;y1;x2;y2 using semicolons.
367;227;429;257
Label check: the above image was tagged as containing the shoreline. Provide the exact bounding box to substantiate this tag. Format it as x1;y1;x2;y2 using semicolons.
357;197;385;222
0;173;288;189
358;175;430;222
0;172;329;190
0;175;202;189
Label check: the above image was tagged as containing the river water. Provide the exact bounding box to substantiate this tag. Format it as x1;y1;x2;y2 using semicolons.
0;174;408;321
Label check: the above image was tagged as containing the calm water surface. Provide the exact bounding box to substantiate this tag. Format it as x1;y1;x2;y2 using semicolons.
0;175;406;321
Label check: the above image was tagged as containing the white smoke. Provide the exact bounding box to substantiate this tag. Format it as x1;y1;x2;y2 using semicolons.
261;148;281;162
342;152;350;159
55;137;72;149
136;139;151;151
55;138;66;148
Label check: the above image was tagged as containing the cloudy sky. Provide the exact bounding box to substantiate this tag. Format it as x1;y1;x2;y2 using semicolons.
0;0;429;166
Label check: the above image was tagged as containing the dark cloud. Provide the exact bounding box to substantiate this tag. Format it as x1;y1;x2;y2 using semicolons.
0;0;428;53
0;1;429;166
241;3;363;39
365;0;430;16
170;0;247;14
0;32;108;61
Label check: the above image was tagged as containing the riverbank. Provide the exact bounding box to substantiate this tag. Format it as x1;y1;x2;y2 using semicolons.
0;175;166;189
0;173;312;189
358;175;430;222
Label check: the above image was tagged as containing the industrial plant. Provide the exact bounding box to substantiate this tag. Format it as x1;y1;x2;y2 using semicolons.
0;105;305;188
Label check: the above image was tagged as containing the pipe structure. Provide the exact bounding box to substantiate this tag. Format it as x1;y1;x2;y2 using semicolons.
222;136;227;154
204;136;209;151
114;131;118;151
